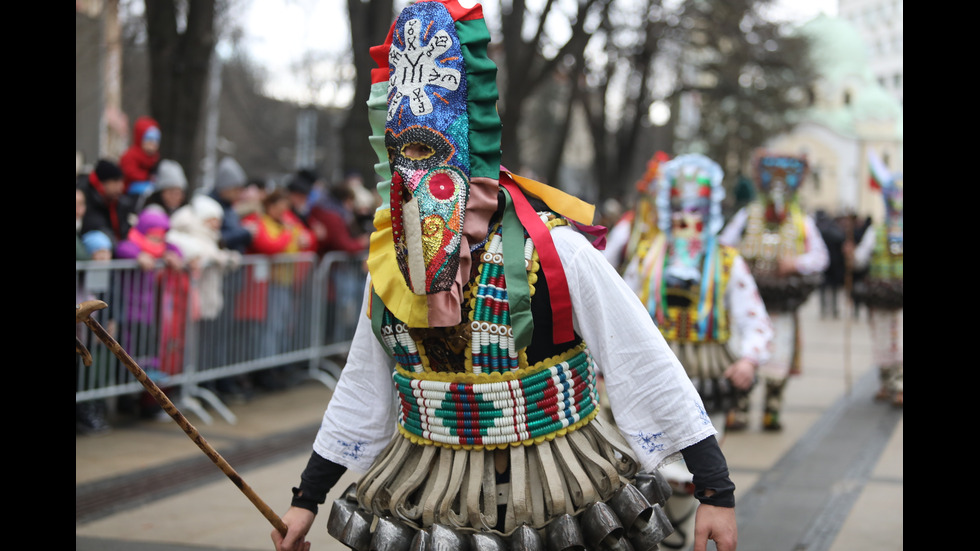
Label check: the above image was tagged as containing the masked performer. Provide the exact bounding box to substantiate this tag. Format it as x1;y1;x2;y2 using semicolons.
273;2;738;550
847;167;903;408
602;151;670;275
718;152;828;431
631;153;773;433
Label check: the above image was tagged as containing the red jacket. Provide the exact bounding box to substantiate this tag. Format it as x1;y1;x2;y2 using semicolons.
119;116;161;192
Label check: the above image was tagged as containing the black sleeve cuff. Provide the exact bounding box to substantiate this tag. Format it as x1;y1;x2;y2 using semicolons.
680;436;736;508
290;451;348;514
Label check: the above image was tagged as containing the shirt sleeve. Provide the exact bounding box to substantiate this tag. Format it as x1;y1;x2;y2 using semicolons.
727;254;773;366
718;208;748;247
853;226;876;270
312;278;400;473
551;226;717;473
794;215;831;275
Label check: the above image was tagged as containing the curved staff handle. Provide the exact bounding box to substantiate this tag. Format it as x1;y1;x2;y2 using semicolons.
75;300;288;537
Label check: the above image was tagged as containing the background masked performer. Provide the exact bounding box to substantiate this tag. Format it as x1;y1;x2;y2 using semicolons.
634;153;773;433
719;152;829;431
846;160;903;408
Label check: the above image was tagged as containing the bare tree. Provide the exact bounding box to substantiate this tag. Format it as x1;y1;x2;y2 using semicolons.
577;0;670;203
494;0;611;172
343;0;397;184
142;0;220;188
670;0;816;184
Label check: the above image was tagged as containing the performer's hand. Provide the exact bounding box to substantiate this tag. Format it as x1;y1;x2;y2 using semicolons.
272;507;315;551
777;256;798;276
724;359;756;391
693;503;737;551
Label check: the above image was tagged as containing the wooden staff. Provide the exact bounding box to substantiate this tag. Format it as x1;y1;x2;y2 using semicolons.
75;300;288;537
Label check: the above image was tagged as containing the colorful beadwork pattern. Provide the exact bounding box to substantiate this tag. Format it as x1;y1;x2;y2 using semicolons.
376;215;601;449
394;345;599;447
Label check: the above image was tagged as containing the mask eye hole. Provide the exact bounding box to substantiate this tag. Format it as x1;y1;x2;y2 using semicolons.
402;143;434;160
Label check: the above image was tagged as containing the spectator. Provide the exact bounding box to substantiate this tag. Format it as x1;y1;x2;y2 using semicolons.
343;170;379;237
115;209;186;419
82;230;114;261
306;180;370;257
139;159;188;217
209;157;254;254
307;179;371;343
167;193;249;402
80;159;138;250
119;116;161;195
76;185;89;261
235;178;268;220
238;189;315;389
849;214;873;320
285;170;318;227
76;188;113;436
815;210;846;319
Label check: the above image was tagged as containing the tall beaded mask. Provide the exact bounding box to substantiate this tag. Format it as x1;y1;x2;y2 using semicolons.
754;152;808;219
656;153;725;284
368;0;501;297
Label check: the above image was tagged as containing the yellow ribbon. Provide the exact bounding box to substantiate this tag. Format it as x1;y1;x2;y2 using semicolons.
504;171;596;226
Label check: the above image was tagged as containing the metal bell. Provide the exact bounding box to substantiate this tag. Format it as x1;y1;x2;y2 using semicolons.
544;514;586;551
371;516;417;551
430;523;470;551
632;472;672;507
340;507;376;551
471;531;508;551
580;502;624;551
623;504;673;551
509;524;545;551
409;527;432;551
329;499;358;542
608;484;653;532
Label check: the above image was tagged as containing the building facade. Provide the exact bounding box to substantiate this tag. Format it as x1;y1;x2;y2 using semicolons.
765;13;902;224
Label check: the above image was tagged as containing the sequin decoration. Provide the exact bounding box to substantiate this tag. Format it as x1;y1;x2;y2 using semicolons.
384;0;472;296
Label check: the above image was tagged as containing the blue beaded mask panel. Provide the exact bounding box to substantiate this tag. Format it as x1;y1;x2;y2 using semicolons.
384;0;471;295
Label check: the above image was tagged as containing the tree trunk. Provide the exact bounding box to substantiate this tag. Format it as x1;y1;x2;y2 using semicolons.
144;0;216;191
343;0;395;186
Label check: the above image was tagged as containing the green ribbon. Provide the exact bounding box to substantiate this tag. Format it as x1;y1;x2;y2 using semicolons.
500;187;534;351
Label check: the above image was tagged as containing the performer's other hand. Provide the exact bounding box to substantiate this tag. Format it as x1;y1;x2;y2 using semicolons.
272;507;315;551
777;256;798;276
693;502;737;551
724;358;756;391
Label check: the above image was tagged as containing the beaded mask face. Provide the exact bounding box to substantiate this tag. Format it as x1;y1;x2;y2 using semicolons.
384;0;471;295
755;153;808;219
656;154;725;285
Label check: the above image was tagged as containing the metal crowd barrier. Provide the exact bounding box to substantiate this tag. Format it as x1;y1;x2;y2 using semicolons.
75;251;368;424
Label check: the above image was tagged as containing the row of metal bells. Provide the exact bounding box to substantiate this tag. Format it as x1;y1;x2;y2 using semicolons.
326;471;674;551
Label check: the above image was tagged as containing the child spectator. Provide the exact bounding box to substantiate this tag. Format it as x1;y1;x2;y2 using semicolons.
167;194;248;401
120;116;161;195
115;210;186;418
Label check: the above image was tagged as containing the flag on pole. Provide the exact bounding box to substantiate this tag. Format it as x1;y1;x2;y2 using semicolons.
868;148;891;191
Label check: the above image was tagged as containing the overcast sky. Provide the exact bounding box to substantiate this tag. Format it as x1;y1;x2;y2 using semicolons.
239;0;840;105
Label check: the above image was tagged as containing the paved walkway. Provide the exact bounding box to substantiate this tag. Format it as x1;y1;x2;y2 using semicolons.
76;296;902;550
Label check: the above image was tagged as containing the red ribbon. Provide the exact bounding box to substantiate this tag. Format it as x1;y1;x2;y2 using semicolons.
499;176;574;345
